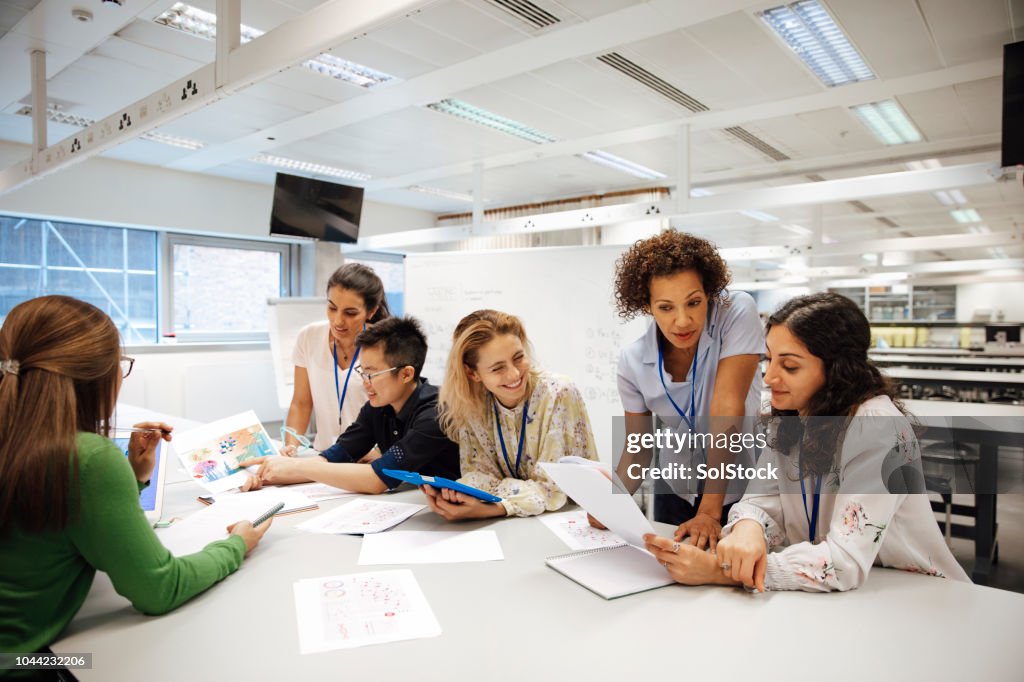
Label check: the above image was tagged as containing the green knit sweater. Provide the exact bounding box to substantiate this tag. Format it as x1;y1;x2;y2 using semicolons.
0;432;246;654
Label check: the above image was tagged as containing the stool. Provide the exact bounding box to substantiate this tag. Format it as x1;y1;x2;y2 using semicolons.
921;441;980;547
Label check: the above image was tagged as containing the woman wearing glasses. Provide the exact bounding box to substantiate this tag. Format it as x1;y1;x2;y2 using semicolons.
0;296;271;661
426;309;599;520
242;316;460;494
281;263;390;456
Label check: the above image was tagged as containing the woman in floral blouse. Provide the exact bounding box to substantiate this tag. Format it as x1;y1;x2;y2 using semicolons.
644;293;968;591
428;309;599;520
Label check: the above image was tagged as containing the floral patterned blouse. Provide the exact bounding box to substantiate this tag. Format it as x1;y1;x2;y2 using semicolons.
722;395;970;591
456;371;599;517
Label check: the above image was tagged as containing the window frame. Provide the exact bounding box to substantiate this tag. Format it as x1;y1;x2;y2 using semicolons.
163;232;295;343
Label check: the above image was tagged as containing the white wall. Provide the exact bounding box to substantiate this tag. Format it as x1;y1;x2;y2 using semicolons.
0;140;436;239
119;347;283;425
956;283;1024;322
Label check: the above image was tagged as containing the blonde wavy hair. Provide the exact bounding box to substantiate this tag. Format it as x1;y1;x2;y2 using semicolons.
437;309;539;440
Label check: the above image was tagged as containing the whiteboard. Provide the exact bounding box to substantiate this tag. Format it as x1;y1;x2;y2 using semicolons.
268;297;326;410
404;245;646;461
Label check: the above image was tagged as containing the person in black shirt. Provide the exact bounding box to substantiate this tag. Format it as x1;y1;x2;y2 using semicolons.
242;316;459;493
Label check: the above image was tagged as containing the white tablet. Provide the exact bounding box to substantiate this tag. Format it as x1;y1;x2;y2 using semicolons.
114;437;167;525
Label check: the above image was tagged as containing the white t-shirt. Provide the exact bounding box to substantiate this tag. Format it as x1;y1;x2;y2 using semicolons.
292;321;369;450
616;290;766;503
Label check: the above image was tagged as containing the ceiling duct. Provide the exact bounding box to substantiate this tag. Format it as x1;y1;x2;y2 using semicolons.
597;52;709;113
723;126;790;161
485;0;560;29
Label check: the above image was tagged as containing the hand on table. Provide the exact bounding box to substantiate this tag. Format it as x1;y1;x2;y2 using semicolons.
673;511;723;551
714;519;768;592
643;534;739;587
227;517;273;555
239;455;308;491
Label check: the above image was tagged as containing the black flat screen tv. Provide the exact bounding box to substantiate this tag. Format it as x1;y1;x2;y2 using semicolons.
1002;40;1024;168
269;172;364;243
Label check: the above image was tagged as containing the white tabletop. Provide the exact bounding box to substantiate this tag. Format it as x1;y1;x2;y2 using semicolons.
904;399;1024;418
51;481;1024;681
872;355;1024;368
884;368;1024;385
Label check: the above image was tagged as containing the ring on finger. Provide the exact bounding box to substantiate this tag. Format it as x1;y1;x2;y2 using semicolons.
720;563;732;570
671;542;680;553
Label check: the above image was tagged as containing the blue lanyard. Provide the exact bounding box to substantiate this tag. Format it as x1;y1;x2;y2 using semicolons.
799;449;822;542
494;399;529;479
657;340;700;431
332;342;360;427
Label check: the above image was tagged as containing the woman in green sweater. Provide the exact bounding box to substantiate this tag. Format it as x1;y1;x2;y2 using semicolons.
0;295;271;663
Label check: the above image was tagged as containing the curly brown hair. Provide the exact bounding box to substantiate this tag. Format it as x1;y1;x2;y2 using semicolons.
613;230;732;320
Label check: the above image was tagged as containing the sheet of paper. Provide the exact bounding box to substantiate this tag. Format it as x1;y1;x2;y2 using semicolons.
204;486;317;514
289;481;357;501
538;510;627;551
295;499;425;535
540;461;655;550
358;530;503;565
156;492;293;556
293;570;441;653
171;410;276;493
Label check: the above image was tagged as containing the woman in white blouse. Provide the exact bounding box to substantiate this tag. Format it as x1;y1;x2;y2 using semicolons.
282;264;389;454
429;309;599;520
644;292;969;591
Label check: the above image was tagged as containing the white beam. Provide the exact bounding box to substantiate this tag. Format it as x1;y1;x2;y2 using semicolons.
364;59;1001;192
167;0;764;172
215;0;241;89
29;49;46;153
0;0;428;196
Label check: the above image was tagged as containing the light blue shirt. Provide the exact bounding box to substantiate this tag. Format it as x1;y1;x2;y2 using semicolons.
617;290;765;502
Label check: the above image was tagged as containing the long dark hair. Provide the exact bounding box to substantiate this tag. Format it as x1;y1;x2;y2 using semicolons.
767;292;904;476
0;296;121;532
327;263;390;323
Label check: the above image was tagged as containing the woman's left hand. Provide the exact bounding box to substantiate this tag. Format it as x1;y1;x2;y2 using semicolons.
421;485;506;521
644;534;739;586
674;511;722;551
127;422;173;483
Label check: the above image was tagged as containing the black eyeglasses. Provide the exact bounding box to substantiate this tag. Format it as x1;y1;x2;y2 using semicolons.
121;356;135;379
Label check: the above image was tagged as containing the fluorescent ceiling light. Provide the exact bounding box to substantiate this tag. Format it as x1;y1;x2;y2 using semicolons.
578;150;666;180
426;98;665;180
949;189;968;204
741;209;780;222
252;153;371;181
406;185;475;203
426;99;555;144
780;223;813;235
932;190;955;206
15;105;205;150
688;187;779;221
154;3;396;88
759;0;875;87
851;100;923;145
905;158;941;171
966;224;991;234
950;208;982;223
988;247;1009;259
862;252;878;263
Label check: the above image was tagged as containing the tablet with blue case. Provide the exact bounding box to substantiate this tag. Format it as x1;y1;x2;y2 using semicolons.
382;468;503;503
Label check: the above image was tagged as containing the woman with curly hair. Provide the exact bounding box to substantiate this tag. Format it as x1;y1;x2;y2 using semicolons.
643;293;968;591
610;230;764;547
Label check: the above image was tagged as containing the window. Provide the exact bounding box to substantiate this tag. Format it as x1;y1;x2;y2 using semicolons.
1;213;298;345
167;234;292;342
346;252;405;317
0;216;158;343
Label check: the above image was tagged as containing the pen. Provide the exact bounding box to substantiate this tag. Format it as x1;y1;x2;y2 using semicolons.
252;502;285;528
114;426;172;434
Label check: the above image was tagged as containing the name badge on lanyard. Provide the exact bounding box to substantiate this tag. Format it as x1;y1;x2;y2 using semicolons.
494;399;529;479
333;342;360;427
799;446;822;543
657;341;700;432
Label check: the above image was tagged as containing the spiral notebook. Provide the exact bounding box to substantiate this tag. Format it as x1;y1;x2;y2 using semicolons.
545;544;675;600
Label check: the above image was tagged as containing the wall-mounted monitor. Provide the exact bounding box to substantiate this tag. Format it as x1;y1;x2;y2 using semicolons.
1002;40;1024;168
269;172;364;243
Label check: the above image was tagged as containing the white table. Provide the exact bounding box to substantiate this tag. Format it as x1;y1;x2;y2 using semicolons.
872;355;1024;369
883;368;1024;387
51;481;1024;681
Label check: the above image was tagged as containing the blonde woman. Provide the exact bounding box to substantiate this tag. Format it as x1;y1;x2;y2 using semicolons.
429;310;599;520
